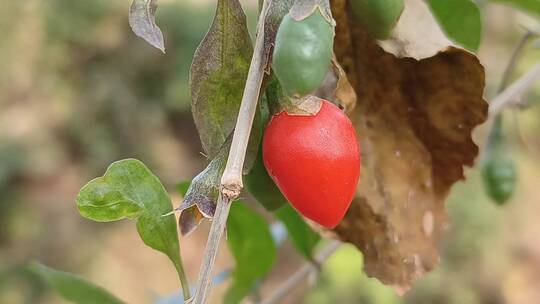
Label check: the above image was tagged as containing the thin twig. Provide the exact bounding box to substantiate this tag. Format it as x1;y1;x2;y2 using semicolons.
188;193;230;304
221;0;271;198
188;1;273;303
259;240;342;304
492;30;540;154
488;63;540;117
498;31;533;92
488;30;536;118
483;31;540;160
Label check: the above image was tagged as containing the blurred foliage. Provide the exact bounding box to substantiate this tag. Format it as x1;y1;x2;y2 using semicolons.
304;244;399;304
0;0;213;197
0;1;215;302
29;261;124;304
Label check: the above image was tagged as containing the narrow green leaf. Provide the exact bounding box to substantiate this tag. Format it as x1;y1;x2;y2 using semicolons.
490;0;540;16
225;202;277;303
426;0;482;51
76;159;188;296
275;206;320;260
190;0;256;160
129;0;165;52
29;262;124;304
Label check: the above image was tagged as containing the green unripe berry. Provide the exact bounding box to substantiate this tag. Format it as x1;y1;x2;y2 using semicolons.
272;10;334;97
350;0;404;39
481;116;517;205
482;152;517;205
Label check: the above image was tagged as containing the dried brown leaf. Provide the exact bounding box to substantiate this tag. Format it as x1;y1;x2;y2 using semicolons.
129;0;165;53
331;0;488;291
177;136;230;236
331;56;357;113
288;0;334;23
179;206;206;236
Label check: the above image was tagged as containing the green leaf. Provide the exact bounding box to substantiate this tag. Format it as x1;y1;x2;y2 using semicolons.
76;159;188;296
176;181;191;196
190;0;255;160
129;0;165;52
29;262;124;304
490;0;540;16
426;0;482;51
275;206;320;260
225;202;277;303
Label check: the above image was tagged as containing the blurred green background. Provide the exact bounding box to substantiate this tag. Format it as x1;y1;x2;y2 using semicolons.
1;0;539;303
